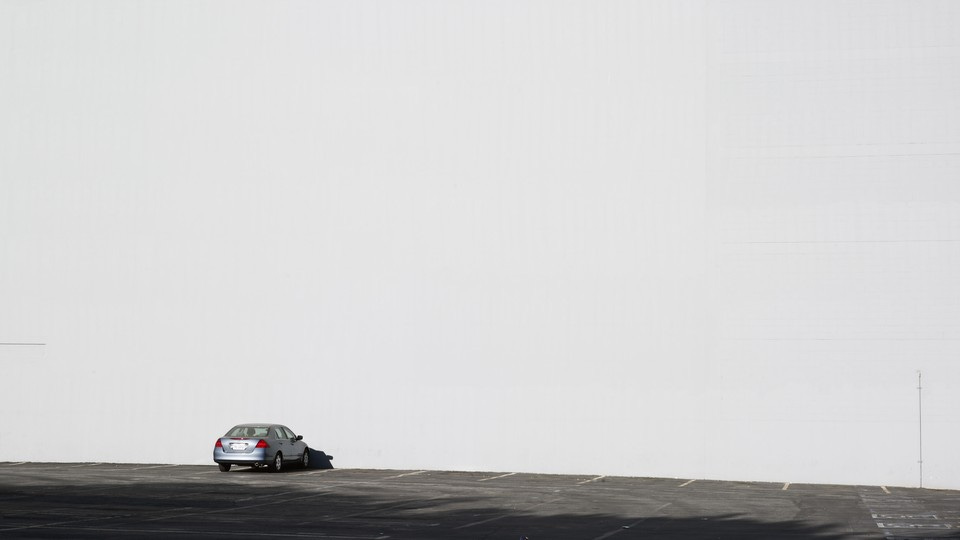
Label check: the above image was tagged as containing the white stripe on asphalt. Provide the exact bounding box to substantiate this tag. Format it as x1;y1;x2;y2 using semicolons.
679;479;696;487
592;502;673;540
782;483;790;491
455;497;564;529
0;515;114;533
7;525;387;539
383;470;427;479
479;472;517;482
578;475;605;485
323;496;447;522
143;484;352;522
455;513;512;529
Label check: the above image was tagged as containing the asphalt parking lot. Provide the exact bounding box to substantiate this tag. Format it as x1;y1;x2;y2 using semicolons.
0;462;958;539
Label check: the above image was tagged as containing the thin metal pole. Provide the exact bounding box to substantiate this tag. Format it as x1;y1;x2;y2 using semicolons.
917;371;923;489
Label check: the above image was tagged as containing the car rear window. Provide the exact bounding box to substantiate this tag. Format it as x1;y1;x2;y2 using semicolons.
227;426;271;438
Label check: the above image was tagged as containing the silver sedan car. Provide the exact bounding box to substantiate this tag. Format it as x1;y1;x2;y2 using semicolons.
213;423;310;472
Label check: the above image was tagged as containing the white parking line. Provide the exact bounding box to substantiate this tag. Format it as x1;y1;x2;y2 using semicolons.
0;515;112;533
455;497;563;529
679;479;696;487
881;486;891;494
13;525;388;539
325;496;447;521
592;502;673;540
383;470;427;479
236;491;295;502
478;472;517;482
782;483;790;491
143;484;350;522
578;475;605;485
129;464;178;471
455;513;512;529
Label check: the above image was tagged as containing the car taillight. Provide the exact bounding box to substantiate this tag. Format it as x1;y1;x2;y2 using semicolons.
255;439;269;448
215;439;223;448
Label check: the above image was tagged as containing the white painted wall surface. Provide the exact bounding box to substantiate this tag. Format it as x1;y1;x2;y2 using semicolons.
1;1;958;489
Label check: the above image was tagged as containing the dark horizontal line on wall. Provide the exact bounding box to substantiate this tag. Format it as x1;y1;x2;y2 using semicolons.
729;152;960;160
729;142;960;149
722;338;960;342
722;239;960;245
0;343;46;346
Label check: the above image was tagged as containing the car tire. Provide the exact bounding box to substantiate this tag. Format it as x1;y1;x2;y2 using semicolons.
271;452;283;472
218;463;231;472
301;447;310;469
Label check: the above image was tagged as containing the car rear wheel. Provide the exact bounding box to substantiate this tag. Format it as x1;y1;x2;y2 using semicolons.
301;447;310;469
271;452;283;472
218;463;231;472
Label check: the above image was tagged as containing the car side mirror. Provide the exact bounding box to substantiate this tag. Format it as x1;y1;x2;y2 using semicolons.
296;435;303;441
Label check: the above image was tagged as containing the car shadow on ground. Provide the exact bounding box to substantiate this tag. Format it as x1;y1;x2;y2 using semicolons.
226;449;333;473
6;465;960;539
0;477;925;540
306;448;334;469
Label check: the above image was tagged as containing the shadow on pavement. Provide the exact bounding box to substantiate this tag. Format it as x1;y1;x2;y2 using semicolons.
306;448;334;469
0;473;934;539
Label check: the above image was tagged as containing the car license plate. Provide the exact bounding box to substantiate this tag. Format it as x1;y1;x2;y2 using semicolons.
230;443;246;451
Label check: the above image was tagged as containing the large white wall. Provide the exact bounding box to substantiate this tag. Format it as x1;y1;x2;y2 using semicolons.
2;1;958;489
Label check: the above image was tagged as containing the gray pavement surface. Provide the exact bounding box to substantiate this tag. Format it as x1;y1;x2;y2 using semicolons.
0;462;958;539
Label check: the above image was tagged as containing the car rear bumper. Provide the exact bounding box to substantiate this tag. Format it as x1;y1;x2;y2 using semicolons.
213;447;269;465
